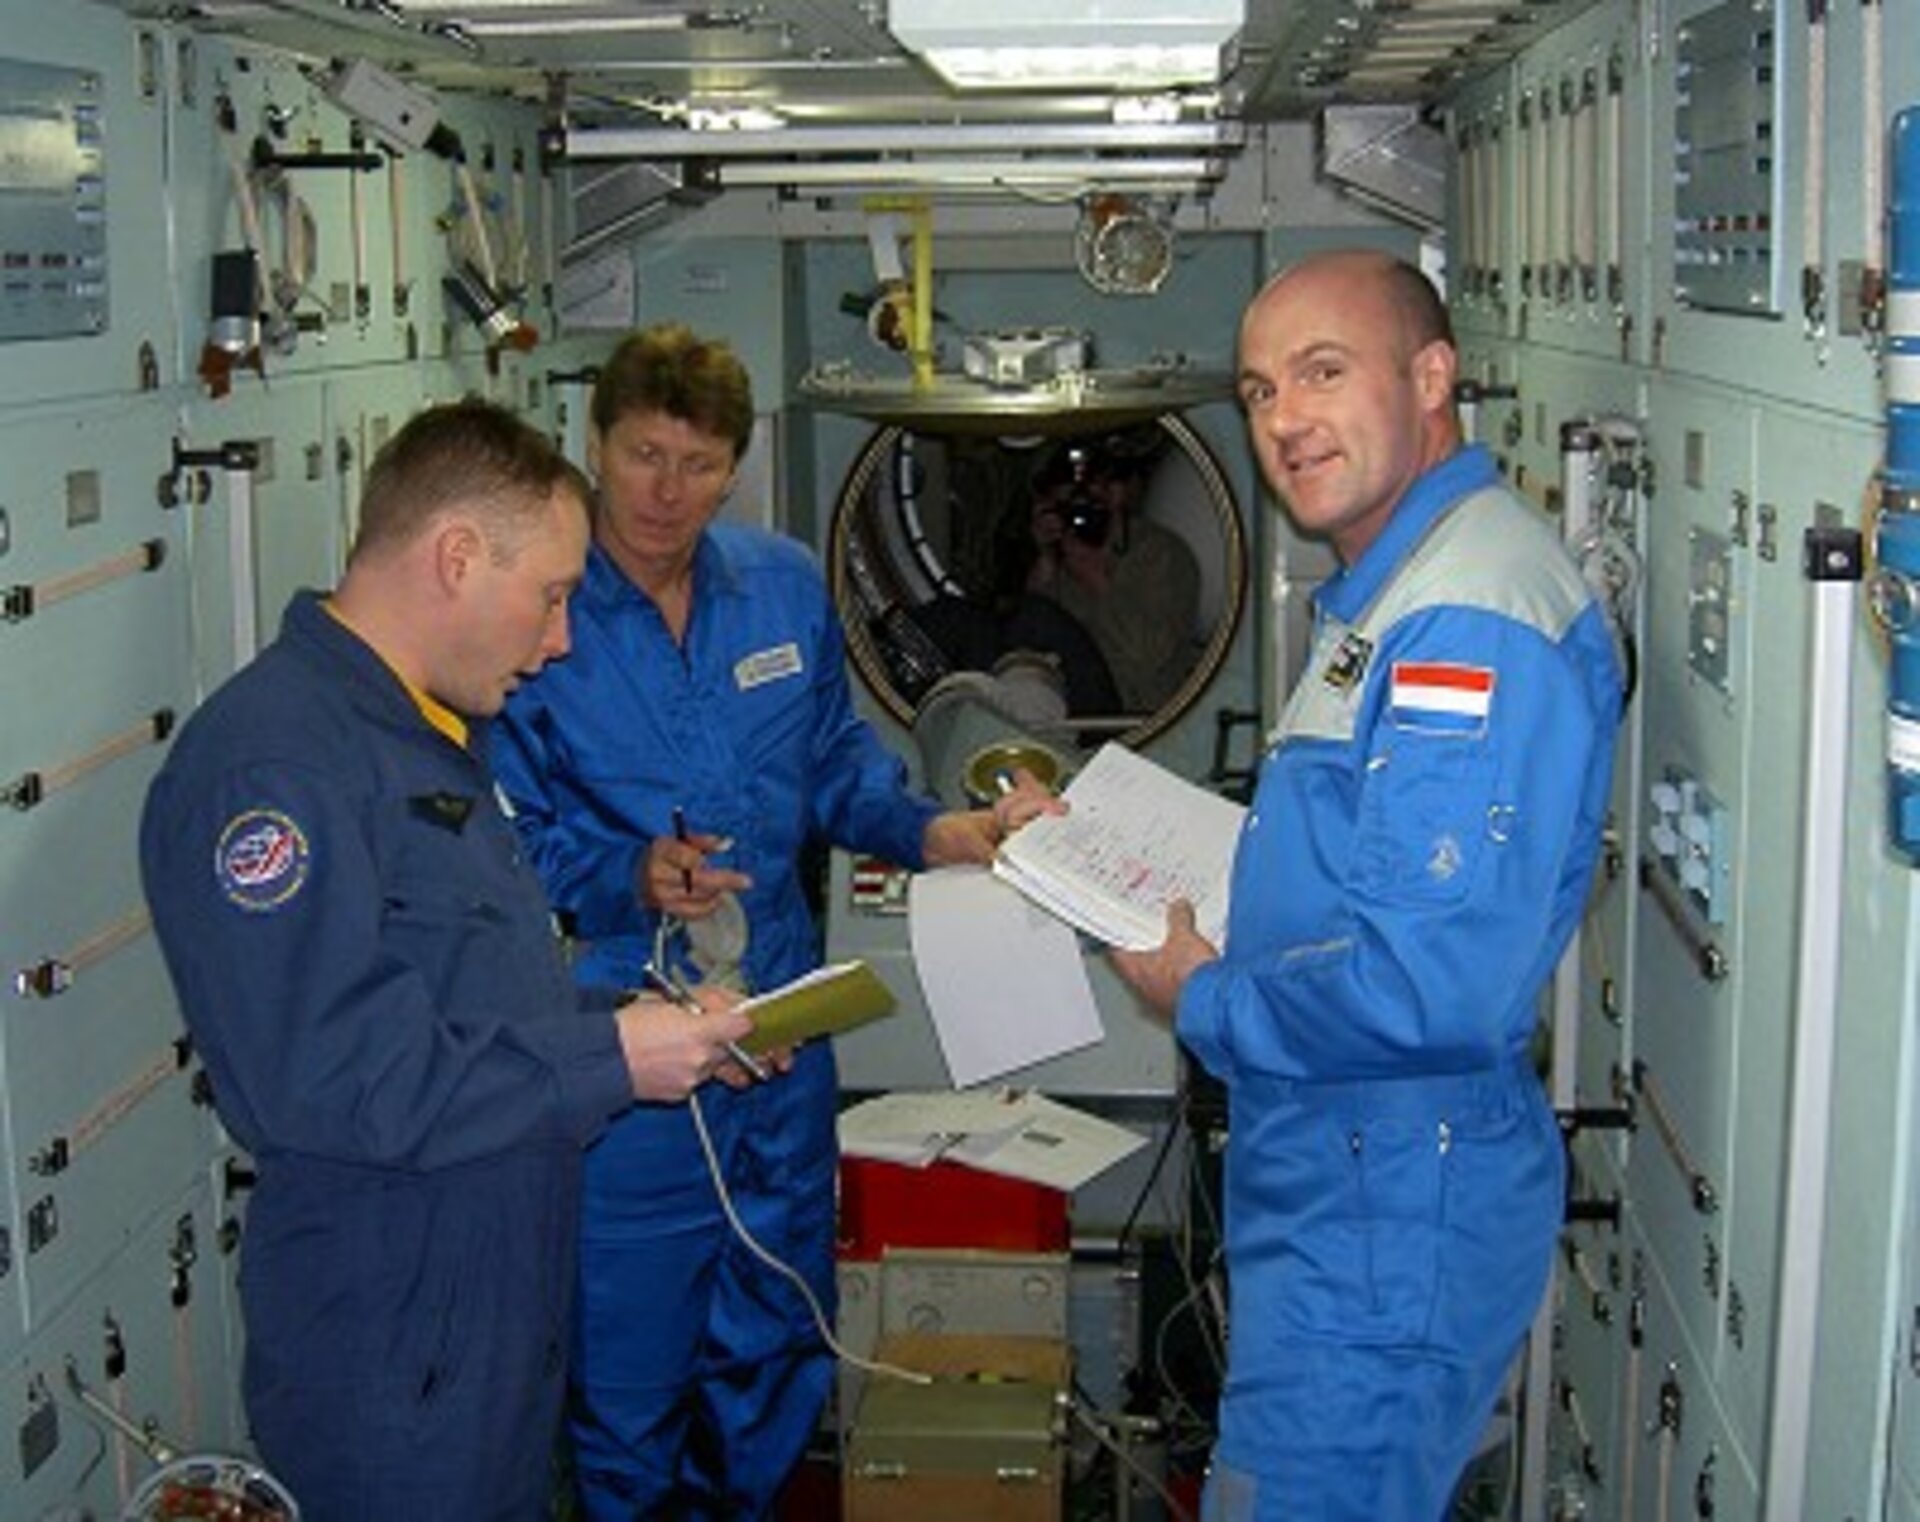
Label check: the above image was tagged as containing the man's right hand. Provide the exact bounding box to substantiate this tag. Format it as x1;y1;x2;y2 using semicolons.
613;988;755;1103
637;831;754;918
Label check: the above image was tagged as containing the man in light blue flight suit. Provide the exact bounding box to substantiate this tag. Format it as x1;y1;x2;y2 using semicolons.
140;400;752;1522
492;324;1052;1519
1113;250;1622;1520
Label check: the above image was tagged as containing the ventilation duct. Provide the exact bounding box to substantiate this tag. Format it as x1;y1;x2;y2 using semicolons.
563;158;715;262
1318;105;1447;229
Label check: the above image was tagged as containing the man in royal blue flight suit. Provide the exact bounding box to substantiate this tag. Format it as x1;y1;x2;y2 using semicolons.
492;324;1056;1519
139;400;754;1522
1113;251;1623;1520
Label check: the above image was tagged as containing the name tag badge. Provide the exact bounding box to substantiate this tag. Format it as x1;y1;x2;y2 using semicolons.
735;642;804;692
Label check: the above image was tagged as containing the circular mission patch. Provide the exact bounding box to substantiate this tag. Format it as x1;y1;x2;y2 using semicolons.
214;808;312;912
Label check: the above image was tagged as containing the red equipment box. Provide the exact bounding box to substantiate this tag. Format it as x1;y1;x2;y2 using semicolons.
837;1156;1069;1260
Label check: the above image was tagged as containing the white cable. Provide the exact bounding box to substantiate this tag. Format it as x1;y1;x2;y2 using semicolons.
1552;79;1573;295
1459;122;1479;288
1604;57;1623;301
172;1301;199;1448
222;136;268;318
1804;0;1827;341
538;154;557;307
1516;92;1536;293
455;161;501;291
687;1090;933;1386
510;150;531;290
1488;119;1505;294
1572;77;1597;290
388;147;409;310
1068;1399;1196;1522
1861;0;1883;279
348;127;369;324
109;1375;132;1507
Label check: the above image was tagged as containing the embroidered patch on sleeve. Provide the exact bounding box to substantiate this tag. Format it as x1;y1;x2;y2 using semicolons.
734;641;804;692
215;809;312;912
1388;661;1496;735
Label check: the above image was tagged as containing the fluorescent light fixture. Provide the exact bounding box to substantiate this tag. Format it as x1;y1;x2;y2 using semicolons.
687;105;787;132
462;14;692;34
1380;16;1507;33
1111;94;1185;126
563;120;1241;159
714;156;1223;191
401;0;640;9
888;0;1244;90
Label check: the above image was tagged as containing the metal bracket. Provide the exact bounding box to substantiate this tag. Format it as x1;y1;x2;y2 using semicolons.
1638;853;1729;980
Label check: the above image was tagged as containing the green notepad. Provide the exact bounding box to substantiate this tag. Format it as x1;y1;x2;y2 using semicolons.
736;960;896;1055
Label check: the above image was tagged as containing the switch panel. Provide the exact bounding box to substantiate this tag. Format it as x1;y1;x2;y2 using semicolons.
1649;766;1733;926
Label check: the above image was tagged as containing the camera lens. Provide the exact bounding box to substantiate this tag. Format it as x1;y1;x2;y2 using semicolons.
1065;494;1111;544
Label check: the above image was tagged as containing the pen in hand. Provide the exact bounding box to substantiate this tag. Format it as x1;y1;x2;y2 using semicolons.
640;962;769;1083
673;806;695;896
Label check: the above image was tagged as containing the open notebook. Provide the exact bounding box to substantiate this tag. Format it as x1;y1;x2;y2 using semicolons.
736;960;896;1055
991;742;1245;951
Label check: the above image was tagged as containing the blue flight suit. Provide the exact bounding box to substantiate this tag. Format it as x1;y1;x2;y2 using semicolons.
1177;447;1622;1521
139;592;635;1522
493;527;941;1520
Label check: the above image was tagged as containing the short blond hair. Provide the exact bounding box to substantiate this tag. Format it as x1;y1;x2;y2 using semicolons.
352;398;586;563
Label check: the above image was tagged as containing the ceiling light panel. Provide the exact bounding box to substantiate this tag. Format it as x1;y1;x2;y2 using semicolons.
888;0;1245;89
716;155;1224;191
400;0;661;10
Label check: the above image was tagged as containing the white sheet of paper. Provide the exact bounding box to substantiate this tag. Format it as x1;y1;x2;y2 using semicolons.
949;1093;1149;1193
837;1089;1147;1193
908;865;1104;1088
837;1089;1032;1166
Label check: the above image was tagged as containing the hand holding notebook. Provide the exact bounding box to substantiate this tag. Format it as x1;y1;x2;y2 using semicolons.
991;742;1245;951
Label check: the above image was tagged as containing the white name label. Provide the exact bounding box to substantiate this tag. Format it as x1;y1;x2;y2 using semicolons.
736;642;804;691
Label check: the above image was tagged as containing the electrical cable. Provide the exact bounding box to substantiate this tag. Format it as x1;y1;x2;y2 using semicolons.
1068;1395;1196;1522
686;1089;932;1387
1114;1089;1184;1257
1861;0;1884;330
388;144;410;314
1152;1243;1226;1429
348;124;370;326
454;161;500;293
1143;1160;1216;1459
1803;0;1829;351
46;1399;109;1513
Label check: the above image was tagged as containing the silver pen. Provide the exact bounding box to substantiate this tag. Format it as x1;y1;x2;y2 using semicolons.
638;962;770;1083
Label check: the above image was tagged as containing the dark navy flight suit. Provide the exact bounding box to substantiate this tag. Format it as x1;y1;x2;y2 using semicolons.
1177;447;1623;1520
495;527;940;1520
140;592;635;1522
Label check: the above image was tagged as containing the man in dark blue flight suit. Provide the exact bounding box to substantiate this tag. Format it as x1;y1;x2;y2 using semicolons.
139;399;755;1522
1114;251;1623;1520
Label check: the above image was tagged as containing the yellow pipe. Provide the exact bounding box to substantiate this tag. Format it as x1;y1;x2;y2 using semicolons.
910;196;933;389
861;195;935;388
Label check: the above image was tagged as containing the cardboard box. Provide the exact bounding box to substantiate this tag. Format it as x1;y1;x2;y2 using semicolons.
844;1333;1069;1522
838;1249;1069;1445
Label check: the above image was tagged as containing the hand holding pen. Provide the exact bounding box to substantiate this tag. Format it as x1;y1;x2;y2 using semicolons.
612;975;762;1100
640;962;771;1084
639;807;753;916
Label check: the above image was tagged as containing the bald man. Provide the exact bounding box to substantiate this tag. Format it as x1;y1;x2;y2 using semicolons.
1113;250;1623;1520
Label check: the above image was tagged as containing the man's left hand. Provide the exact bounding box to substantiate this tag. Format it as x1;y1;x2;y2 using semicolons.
1111;900;1218;1021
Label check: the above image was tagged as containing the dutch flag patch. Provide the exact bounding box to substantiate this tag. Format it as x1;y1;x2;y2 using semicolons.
1389;661;1496;735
